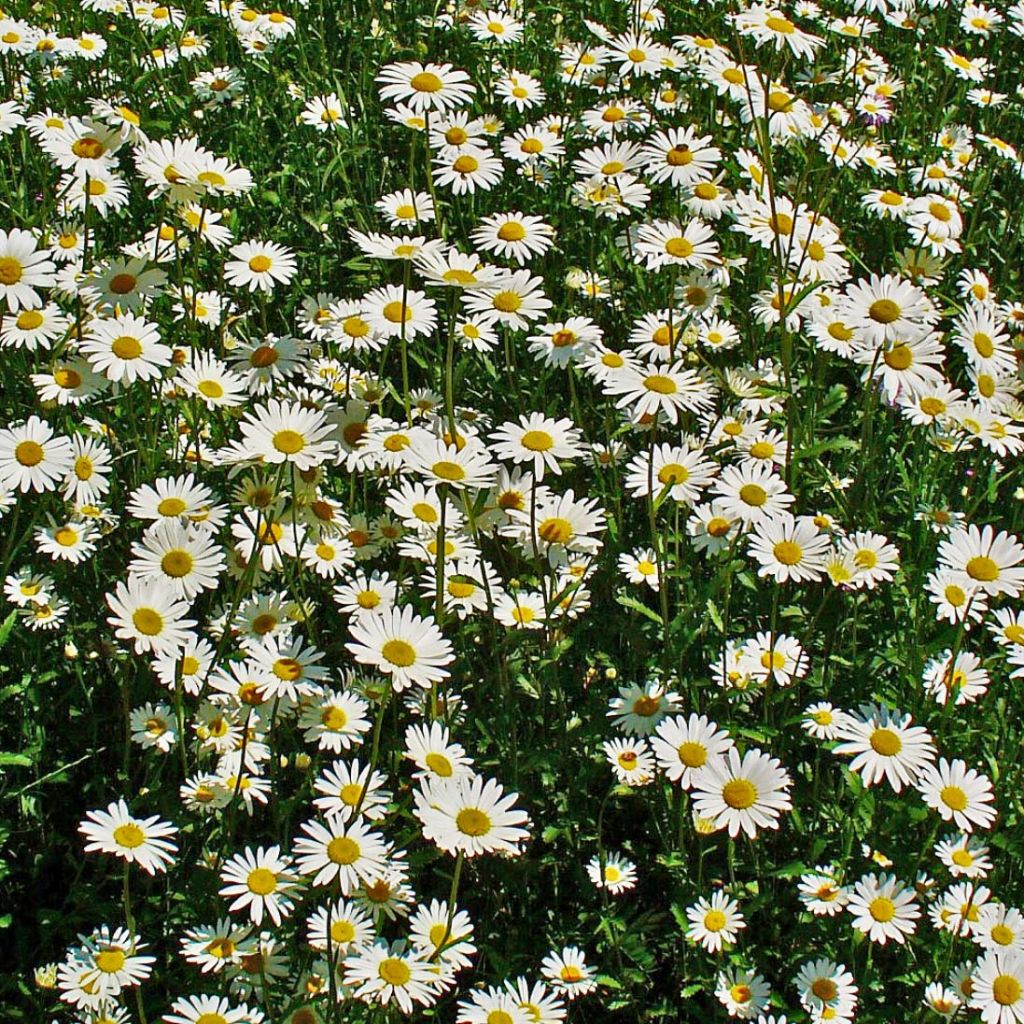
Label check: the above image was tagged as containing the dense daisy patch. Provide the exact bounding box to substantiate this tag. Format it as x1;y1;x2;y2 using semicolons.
1;0;1023;1022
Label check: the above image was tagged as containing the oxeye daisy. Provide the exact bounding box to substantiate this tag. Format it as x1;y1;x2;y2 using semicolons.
346;604;453;691
238;399;337;470
635;218;720;271
715;967;771;1019
312;758;391;822
917;758;997;832
471;212;555;266
106;577;196;656
652;713;734;788
164;994;264;1024
306;897;374;953
376;60;475;114
79;799;178;874
404;720;474;780
127;519;226;600
219;845;297;926
541;946;597;999
691;747;793;839
971;950;1024;1024
586;853;638;895
0;227;57;311
415;774;530;857
344;939;442;1013
834;704;936;792
748;513;831;583
0;416;73;494
847;872;920;944
293;817;388;892
81;312;172;385
491;413;583;480
686;890;746;951
224;240;297;292
937;524;1024;598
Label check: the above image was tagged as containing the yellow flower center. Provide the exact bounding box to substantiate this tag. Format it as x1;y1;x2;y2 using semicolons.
248;255;272;273
966;556;999;582
381;639;416;667
132;608;164;636
161;550;194;578
869;728;902;756
722;778;757;809
869;298;901;324
456;807;491;836
868;896;896;922
111;335;143;360
112;823;145;848
246;867;277;895
411;71;443;92
326;836;360;864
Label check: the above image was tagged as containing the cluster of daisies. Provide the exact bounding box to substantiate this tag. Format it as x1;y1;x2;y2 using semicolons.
3;0;1024;1020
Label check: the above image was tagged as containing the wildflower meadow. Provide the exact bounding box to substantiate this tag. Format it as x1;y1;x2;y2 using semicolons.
2;0;1024;1021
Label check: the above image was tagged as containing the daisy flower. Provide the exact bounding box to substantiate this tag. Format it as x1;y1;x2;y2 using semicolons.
0;416;73;493
491;413;582;480
106;577;196;656
404;720;475;780
224;240;297;292
690;747;793;839
541;946;597;999
715;967;771;1019
376;61;475;114
346;604;453;691
471;212;555;265
219;845;298;927
834;704;936;792
847;872;920;944
586;854;638;895
971;950;1024;1024
79;799;178;874
344;940;442;1013
415;774;530;857
652;713;734;789
0;227;57;310
686;890;746;952
748;513;831;583
293;817;389;892
937;524;1024;598
238;399;337;470
917;758;997;832
81;312;172;385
